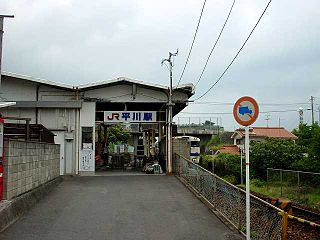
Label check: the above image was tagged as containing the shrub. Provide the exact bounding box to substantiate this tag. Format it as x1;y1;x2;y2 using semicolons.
250;138;305;179
223;175;237;185
214;153;242;183
251;179;266;188
200;155;213;169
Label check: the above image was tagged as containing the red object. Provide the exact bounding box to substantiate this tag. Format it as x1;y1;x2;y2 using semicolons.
0;165;3;200
233;127;298;140
0;118;4;201
233;96;259;126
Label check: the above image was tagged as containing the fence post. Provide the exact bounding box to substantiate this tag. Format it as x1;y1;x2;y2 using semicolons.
200;174;204;195
267;168;269;192
280;169;283;197
211;174;216;208
237;188;242;231
186;162;190;183
281;211;288;240
178;156;181;177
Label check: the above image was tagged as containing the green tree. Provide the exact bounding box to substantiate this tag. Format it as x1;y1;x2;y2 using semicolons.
250;138;305;179
292;124;314;147
292;124;320;172
205;135;220;148
214;153;242;182
107;124;130;144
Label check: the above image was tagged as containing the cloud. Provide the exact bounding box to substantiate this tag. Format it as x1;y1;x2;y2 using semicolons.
1;0;319;130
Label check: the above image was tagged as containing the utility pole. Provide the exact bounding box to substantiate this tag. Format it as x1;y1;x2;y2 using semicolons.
278;118;284;138
311;96;315;125
161;49;178;174
298;107;304;125
265;113;270;127
278;117;282;128
318;106;320;126
0;15;14;89
216;117;219;136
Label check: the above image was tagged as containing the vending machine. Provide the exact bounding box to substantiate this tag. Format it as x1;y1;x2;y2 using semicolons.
0;118;4;200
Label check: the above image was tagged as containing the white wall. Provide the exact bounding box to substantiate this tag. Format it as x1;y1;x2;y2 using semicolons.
79;101;96;174
39;85;76;101
84;84;170;103
0;76;37;101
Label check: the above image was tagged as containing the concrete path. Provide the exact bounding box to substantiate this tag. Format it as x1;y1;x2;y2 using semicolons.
0;175;242;240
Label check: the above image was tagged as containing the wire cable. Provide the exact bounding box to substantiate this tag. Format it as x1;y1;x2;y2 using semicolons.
193;0;272;101
194;0;236;88
180;109;298;115
177;0;207;87
189;101;310;106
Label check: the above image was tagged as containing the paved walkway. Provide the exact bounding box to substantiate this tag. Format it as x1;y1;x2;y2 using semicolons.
0;175;242;240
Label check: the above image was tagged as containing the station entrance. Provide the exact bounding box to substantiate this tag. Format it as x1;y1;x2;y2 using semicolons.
77;79;193;175
93;102;167;174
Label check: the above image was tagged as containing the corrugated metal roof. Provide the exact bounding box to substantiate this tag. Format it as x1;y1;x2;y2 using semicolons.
78;77;169;90
3;72;76;90
2;72;194;94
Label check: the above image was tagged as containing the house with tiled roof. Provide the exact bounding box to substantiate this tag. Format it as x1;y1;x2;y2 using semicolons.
231;127;298;148
215;145;240;155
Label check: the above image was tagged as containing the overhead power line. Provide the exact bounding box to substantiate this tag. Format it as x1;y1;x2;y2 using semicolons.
180;109;298;115
193;0;273;101
194;0;236;88
177;0;207;87
189;101;311;106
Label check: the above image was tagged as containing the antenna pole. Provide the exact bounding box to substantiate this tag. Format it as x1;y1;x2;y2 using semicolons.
298;108;304;125
311;96;315;125
162;50;178;174
265;113;270;127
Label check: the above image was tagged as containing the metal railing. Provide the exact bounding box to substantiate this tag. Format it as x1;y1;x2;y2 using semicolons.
173;153;287;240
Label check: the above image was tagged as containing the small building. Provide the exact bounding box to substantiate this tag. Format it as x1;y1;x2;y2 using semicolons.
231;127;298;148
215;145;240;155
0;72;194;175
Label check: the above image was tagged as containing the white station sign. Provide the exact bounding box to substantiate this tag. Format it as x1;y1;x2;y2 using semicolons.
104;111;157;123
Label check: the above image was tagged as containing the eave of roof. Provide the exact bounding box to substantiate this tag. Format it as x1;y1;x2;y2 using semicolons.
3;71;76;90
2;72;194;96
78;77;169;90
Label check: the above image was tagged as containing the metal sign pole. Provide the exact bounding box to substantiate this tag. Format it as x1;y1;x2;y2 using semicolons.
233;96;258;240
245;125;250;240
240;147;243;185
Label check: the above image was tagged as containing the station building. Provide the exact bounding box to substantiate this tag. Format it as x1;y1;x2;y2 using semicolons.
0;72;194;175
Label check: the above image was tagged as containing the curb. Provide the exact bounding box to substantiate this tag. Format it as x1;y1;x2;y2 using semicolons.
0;177;62;232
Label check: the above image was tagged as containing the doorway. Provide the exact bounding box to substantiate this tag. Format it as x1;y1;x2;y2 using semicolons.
95;123;162;173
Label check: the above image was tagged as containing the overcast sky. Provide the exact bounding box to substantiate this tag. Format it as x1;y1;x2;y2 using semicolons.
1;0;319;131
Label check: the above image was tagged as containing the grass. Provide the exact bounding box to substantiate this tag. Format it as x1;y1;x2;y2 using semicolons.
240;180;320;211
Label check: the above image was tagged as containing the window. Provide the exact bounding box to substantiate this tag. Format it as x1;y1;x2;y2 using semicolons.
190;141;200;147
82;127;93;149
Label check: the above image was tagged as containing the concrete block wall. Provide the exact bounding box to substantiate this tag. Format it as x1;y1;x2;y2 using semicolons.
172;138;190;160
2;140;60;200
